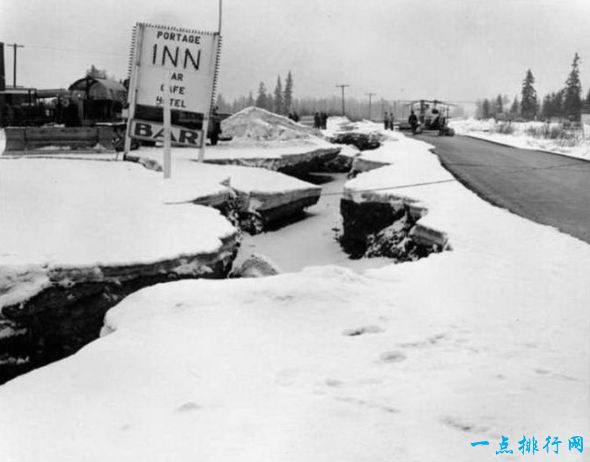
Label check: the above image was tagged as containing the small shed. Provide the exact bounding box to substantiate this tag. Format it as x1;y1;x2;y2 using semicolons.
68;77;127;122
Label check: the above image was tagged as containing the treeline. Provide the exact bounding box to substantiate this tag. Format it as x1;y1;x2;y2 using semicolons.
216;72;466;121
216;71;294;115
476;53;590;121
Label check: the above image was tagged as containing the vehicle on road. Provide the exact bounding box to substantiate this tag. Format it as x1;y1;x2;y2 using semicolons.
400;99;455;136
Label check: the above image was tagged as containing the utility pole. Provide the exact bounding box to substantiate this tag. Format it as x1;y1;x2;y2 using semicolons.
336;84;349;116
6;43;24;87
365;92;375;120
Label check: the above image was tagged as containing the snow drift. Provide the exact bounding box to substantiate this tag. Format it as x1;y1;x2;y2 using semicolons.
221;106;318;143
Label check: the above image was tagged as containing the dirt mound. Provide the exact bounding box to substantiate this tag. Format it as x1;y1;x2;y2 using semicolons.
221;107;318;142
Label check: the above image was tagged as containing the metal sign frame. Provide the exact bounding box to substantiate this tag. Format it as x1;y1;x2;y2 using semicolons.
123;22;222;175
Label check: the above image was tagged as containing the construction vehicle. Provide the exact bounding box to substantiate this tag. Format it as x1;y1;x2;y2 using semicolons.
400;99;455;136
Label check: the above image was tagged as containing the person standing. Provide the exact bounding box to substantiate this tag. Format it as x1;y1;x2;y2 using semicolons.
383;112;389;130
314;112;321;129
389;112;395;130
408;110;418;135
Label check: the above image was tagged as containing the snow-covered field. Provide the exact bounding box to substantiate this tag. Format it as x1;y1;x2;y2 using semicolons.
1;122;587;461
0;157;236;307
130;146;320;197
450;118;590;161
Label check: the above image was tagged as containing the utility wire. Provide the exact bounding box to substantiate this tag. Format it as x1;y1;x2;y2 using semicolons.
24;44;127;57
321;179;456;196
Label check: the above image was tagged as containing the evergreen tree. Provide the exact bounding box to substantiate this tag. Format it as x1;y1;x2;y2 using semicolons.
255;82;267;109
563;53;582;121
475;99;484;119
274;76;284;114
541;94;553;120
551;91;564;119
482;99;491;119
216;94;230;112
283;71;293;112
495;94;504;115
509;97;520;118
520;69;538;120
585;89;590;111
266;92;274;112
86;64;107;79
247;91;255;107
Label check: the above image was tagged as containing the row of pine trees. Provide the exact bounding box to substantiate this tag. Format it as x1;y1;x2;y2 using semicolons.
217;71;294;115
477;53;589;122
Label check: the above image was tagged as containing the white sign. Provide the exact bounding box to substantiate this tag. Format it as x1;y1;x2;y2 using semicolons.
133;23;220;114
130;119;203;147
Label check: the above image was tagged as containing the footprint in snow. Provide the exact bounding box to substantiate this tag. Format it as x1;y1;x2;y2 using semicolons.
176;401;201;412
343;325;385;336
379;351;407;363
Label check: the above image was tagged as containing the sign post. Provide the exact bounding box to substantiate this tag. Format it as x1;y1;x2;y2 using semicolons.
163;71;171;178
124;22;222;175
199;114;209;162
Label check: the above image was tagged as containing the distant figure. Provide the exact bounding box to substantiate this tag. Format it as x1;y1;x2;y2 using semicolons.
408;110;418;135
383;112;389;130
389;112;395;130
320;112;328;129
210;106;222;145
314;112;321;129
438;116;447;136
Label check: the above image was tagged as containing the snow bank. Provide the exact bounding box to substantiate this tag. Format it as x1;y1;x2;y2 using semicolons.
0;158;236;307
450;118;590;161
127;147;322;232
221;106;318;143
338;144;361;158
323;117;386;138
322;115;352;137
1;126;588;461
128;147;321;201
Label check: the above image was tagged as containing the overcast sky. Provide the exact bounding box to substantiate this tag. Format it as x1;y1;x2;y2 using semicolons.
2;0;590;104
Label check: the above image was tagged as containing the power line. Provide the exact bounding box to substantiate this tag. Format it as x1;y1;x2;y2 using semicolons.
322;178;456;196
336;84;350;116
25;44;127;57
365;92;375;120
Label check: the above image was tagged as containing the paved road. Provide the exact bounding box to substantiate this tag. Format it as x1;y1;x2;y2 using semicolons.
421;134;590;244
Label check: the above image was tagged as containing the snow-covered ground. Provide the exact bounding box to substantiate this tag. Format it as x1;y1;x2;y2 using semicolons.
130;146;320;197
450;118;590;161
322;116;385;138
1;123;587;461
0;157;237;307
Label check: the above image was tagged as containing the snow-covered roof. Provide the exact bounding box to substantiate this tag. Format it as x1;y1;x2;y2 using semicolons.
68;77;126;101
